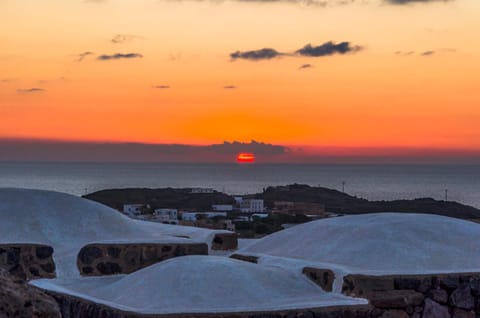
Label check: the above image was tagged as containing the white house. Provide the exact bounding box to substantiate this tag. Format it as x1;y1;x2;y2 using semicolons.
212;204;233;212
153;208;179;224
240;199;265;213
122;204;144;216
190;188;214;194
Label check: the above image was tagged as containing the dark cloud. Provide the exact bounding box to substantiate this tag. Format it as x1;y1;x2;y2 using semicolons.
230;48;282;61
97;53;143;60
111;34;141;44
154;85;170;89
299;64;313;69
395;48;455;56
16;88;45;94
223;85;236;89
76;51;94;62
296;42;362;57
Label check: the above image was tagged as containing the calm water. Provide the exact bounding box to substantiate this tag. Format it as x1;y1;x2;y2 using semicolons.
0;162;479;208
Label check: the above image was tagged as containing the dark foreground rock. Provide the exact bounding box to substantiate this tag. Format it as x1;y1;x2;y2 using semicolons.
0;268;61;318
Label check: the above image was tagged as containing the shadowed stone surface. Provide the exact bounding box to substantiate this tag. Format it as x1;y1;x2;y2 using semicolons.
302;267;335;292
77;243;208;276
230;254;259;264
0;268;61;318
0;244;56;280
211;233;238;250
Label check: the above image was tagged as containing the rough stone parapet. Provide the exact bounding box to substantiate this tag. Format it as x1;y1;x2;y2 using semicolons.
343;273;480;318
229;254;259;264
0;244;56;280
77;243;208;276
45;290;379;318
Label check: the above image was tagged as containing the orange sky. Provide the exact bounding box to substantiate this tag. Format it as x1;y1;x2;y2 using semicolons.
1;0;480;155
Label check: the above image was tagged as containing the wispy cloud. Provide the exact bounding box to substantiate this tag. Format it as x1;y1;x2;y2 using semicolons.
153;85;170;89
420;50;435;56
230;48;282;61
111;34;142;44
97;53;143;60
395;48;456;57
83;0;107;3
296;42;362;57
16;88;45;94
386;0;452;4
76;51;94;62
299;64;313;69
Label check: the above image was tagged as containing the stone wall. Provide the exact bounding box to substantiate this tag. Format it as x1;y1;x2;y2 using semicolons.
0;244;56;280
46;290;379;318
342;273;480;318
77;243;208;276
211;233;238;250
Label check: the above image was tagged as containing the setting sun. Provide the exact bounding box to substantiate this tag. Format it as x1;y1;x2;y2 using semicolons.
237;153;255;163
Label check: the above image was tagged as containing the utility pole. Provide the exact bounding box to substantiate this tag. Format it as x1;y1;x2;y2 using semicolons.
342;181;346;193
444;189;448;201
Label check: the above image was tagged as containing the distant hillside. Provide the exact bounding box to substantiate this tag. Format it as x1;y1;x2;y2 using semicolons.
83;188;234;212
258;184;480;219
84;184;480;219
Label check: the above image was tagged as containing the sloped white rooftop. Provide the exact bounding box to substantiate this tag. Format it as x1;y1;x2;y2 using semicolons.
240;213;480;274
32;256;366;314
0;188;230;277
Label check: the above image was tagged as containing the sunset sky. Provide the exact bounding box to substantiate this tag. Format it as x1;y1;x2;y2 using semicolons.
1;0;480;162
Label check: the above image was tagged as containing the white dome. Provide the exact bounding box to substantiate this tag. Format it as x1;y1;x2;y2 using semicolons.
240;213;480;274
33;256;365;314
0;188;226;276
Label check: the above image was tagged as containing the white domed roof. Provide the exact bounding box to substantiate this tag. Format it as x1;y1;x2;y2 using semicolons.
33;256;365;314
0;188;226;276
241;213;480;274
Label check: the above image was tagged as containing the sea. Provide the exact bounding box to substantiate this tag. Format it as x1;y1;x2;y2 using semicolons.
0;162;479;208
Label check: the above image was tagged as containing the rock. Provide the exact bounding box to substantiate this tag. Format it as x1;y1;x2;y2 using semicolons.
78;246;103;265
450;285;475;310
423;298;450;318
96;262;122;275
452;308;475;318
368;290;424;308
440;276;461;291
35;246;53;259
0;268;61;318
428;288;449;304
379;310;408;318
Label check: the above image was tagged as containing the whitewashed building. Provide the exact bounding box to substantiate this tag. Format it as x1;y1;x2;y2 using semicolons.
240;199;265;213
190;188;214;194
154;208;179;224
122;204;144;216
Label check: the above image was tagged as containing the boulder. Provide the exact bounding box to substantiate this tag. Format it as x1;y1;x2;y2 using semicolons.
423;298;450;318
